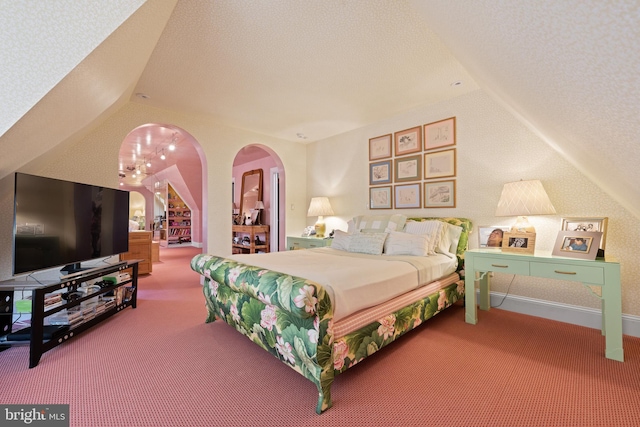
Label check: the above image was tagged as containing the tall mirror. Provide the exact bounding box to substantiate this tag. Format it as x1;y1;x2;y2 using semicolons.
239;169;263;224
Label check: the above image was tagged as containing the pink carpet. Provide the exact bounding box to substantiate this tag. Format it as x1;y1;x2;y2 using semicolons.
1;245;640;426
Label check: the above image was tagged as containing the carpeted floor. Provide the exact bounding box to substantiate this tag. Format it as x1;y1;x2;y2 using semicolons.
1;246;640;426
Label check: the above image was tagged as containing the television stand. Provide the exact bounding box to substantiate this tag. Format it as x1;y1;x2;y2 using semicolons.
0;260;140;368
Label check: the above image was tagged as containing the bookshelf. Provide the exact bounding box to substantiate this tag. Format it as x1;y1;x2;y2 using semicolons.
167;183;192;245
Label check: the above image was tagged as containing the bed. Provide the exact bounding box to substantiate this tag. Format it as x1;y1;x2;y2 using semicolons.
190;216;472;413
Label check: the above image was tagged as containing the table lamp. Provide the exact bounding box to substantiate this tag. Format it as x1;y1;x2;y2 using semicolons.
307;197;334;238
495;179;556;233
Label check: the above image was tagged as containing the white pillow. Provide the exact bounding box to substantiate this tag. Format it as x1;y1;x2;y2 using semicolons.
403;220;443;255
437;222;464;257
346;219;356;234
354;214;407;233
384;231;430;256
348;232;388;255
331;230;352;251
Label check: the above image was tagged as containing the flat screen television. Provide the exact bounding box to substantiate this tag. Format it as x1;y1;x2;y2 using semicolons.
12;173;130;275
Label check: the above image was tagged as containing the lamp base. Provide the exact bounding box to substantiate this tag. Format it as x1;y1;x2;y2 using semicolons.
510;216;536;233
314;218;326;238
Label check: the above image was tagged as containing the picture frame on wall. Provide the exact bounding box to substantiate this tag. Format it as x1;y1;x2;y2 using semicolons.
424;148;456;179
369;186;392;209
560;217;608;249
424;117;456;151
552;230;602;260
394;126;422;156
502;232;536;254
394;183;421;209
369;160;392;185
424;179;456;208
394;155;421;182
478;226;511;248
369;134;392;161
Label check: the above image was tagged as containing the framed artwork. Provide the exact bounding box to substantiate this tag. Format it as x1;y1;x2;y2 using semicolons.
561;217;608;249
370;186;392;209
394;183;421;209
424;148;456;179
502;232;536;254
552;230;602;260
424;117;456;151
478;226;511;248
369;160;392;185
369;134;392;161
424;179;456;208
394;126;422;156
394;155;421;183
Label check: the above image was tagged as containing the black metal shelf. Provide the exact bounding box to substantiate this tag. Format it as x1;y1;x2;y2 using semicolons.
0;260;140;367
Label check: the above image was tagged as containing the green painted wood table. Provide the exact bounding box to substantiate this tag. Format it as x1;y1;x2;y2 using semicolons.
464;249;623;362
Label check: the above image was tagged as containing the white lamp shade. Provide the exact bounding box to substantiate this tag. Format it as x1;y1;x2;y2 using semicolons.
495;180;556;217
133;210;143;217
307;197;334;217
255;201;265;210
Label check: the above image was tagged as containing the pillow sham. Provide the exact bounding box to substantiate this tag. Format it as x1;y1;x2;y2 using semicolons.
348;232;388;255
384;231;430;256
353;214;407;233
331;230;352;251
403;220;443;255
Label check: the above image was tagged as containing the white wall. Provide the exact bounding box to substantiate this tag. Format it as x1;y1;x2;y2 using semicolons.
307;90;640;317
0;101;308;281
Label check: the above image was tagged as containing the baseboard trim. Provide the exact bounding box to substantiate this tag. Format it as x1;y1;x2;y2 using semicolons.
478;291;640;338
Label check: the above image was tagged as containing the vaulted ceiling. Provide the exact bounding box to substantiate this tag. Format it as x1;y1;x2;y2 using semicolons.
1;0;639;217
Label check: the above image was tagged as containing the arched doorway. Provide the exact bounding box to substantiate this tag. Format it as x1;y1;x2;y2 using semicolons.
118;124;207;252
233;145;285;251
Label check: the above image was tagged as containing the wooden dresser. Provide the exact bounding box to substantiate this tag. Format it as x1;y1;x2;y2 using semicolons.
120;231;153;275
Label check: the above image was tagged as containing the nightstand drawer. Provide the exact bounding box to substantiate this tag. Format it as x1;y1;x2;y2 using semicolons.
530;262;604;285
473;257;530;275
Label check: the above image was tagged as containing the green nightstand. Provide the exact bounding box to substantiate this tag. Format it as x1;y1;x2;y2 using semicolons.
287;236;332;250
464;248;623;362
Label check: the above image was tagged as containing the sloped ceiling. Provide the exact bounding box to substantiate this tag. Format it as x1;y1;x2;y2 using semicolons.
0;0;178;178
0;0;146;137
1;0;639;218
410;0;640;218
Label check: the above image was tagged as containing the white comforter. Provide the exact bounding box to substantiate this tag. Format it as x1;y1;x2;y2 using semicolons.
229;248;457;321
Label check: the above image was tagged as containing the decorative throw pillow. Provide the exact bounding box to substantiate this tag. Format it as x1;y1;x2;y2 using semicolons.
331;230;352;251
438;222;464;257
403;220;443;255
384;231;430;256
347;232;388;255
354;214;407;233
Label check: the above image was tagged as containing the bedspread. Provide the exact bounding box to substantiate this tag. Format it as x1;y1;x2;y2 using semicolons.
230;248;457;321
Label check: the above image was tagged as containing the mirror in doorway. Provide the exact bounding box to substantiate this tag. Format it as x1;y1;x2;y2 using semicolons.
239;169;263;225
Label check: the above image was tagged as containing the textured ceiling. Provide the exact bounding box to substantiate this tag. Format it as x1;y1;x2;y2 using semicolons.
411;0;640;218
131;0;478;142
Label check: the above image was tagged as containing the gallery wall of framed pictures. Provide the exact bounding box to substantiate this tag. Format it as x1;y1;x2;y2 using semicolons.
368;117;457;209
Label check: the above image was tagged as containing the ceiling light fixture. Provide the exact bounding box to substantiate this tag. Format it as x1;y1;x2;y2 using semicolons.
135;92;150;99
450;81;463;87
160;149;166;160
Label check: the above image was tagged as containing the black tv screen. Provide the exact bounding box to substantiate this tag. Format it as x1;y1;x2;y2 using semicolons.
13;173;129;275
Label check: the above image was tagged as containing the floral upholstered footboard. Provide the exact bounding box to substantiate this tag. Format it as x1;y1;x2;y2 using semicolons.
190;253;465;414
